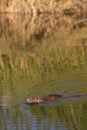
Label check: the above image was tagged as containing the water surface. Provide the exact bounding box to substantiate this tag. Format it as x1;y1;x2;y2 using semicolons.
0;14;87;130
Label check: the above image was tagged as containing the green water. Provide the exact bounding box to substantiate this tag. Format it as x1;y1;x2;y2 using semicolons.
0;14;87;130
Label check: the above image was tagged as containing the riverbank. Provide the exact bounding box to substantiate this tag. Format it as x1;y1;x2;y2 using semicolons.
0;0;87;16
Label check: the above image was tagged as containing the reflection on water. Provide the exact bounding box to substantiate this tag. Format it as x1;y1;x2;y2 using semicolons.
0;14;87;130
0;98;87;130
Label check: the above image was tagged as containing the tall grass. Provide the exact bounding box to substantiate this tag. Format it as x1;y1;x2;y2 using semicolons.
0;0;87;17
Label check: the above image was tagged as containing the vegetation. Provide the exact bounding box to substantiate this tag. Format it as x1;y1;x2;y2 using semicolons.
0;14;87;98
0;0;87;16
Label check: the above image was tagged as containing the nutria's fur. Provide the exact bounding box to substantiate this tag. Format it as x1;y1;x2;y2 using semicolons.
26;97;44;104
43;94;62;101
26;94;63;104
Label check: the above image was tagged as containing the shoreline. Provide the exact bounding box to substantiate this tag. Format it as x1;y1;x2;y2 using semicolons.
0;0;86;17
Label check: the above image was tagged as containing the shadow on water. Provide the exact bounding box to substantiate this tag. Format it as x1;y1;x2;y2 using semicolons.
0;13;87;129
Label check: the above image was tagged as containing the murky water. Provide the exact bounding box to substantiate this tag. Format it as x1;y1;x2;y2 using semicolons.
0;14;87;130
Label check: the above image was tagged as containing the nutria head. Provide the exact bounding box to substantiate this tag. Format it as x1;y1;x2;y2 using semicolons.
26;98;31;104
26;97;44;104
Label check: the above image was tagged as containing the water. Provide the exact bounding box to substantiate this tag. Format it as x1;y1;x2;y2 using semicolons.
0;14;87;130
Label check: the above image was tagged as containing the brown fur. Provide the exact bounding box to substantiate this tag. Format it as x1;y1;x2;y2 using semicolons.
26;94;62;104
42;94;62;101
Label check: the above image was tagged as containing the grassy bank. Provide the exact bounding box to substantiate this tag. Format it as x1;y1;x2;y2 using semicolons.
0;16;87;85
0;0;87;16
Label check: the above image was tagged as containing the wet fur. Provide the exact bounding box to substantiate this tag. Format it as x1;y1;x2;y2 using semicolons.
26;94;62;104
42;94;62;101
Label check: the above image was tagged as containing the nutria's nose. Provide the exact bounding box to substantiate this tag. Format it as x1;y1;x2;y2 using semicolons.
26;99;30;103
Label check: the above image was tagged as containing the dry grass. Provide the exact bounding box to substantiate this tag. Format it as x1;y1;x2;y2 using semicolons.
0;0;87;16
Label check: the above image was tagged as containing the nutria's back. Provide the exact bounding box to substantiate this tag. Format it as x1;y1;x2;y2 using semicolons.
42;94;62;101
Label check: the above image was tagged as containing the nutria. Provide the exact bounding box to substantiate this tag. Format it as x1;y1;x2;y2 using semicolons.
26;94;63;104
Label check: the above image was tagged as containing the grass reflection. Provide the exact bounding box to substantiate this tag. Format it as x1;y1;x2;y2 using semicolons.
0;99;87;130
